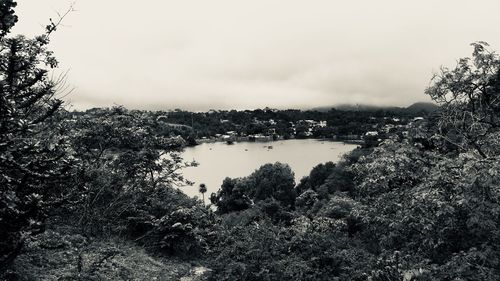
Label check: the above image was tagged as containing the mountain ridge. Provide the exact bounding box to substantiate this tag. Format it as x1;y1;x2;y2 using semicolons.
311;102;439;113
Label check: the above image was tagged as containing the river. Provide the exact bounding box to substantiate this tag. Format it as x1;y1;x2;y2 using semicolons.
178;139;358;202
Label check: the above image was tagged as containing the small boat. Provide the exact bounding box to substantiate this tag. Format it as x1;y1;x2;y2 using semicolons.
267;146;273;149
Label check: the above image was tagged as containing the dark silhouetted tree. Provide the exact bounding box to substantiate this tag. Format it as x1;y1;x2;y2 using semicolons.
211;177;252;214
0;2;74;271
199;183;207;203
244;162;296;207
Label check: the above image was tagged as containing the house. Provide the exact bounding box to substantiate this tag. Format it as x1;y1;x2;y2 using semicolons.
383;124;395;133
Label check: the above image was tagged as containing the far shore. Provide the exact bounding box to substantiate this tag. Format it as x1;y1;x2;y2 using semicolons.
191;137;364;146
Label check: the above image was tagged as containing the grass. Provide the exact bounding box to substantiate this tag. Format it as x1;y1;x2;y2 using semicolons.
7;228;205;280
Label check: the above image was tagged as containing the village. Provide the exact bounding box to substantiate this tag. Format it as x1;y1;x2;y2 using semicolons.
194;115;427;146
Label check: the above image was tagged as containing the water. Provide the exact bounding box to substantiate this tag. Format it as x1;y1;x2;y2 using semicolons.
178;139;358;201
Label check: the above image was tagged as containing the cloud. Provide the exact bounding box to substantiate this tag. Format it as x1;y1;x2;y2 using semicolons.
13;0;500;110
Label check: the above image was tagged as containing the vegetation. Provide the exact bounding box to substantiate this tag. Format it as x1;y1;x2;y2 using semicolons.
199;183;207;203
1;3;499;280
66;101;431;146
210;162;297;213
426;41;500;158
203;43;500;280
0;1;74;271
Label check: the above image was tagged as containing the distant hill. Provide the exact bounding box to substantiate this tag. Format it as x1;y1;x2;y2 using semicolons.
311;102;439;113
405;102;440;114
312;104;399;112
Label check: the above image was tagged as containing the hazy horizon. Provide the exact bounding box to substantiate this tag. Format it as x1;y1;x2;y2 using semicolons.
65;100;436;113
13;1;500;111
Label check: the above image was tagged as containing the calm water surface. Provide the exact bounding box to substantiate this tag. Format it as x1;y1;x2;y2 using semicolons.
178;139;358;201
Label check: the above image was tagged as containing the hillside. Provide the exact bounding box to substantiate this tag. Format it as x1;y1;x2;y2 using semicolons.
406;102;440;113
312;102;439;113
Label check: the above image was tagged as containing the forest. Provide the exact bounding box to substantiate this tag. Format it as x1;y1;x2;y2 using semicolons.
1;2;500;280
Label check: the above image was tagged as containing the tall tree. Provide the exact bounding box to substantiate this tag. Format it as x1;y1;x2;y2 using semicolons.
245;162;296;207
199;183;207;203
0;2;73;270
426;42;500;158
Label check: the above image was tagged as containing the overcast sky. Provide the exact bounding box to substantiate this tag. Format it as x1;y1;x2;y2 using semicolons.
13;1;500;111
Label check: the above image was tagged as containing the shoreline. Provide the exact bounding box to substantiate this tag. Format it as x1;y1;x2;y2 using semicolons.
189;137;364;147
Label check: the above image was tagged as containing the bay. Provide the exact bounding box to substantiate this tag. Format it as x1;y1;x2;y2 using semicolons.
178;139;358;201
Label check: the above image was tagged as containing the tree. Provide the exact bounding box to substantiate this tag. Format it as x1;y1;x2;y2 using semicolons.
295;162;336;195
0;2;74;270
67;107;193;235
0;0;17;36
211;163;296;212
244;162;296;207
211;177;252;214
425;42;500;158
199;183;207;203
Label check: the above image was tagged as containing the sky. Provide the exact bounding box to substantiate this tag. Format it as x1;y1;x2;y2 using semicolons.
13;0;500;111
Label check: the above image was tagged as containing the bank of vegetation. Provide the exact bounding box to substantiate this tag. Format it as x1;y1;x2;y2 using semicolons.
66;101;435;146
1;2;499;280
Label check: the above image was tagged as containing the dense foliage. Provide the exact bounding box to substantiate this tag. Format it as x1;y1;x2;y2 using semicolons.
211;163;296;213
426;42;500;158
0;6;212;277
204;44;500;280
0;2;74;270
2;3;499;280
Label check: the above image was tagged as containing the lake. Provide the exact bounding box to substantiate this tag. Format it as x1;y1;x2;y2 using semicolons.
178;139;358;202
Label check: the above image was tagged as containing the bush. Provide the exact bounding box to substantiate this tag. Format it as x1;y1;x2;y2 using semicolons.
212;163;296;213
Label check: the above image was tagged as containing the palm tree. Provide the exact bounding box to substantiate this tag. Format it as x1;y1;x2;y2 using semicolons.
199;183;207;204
